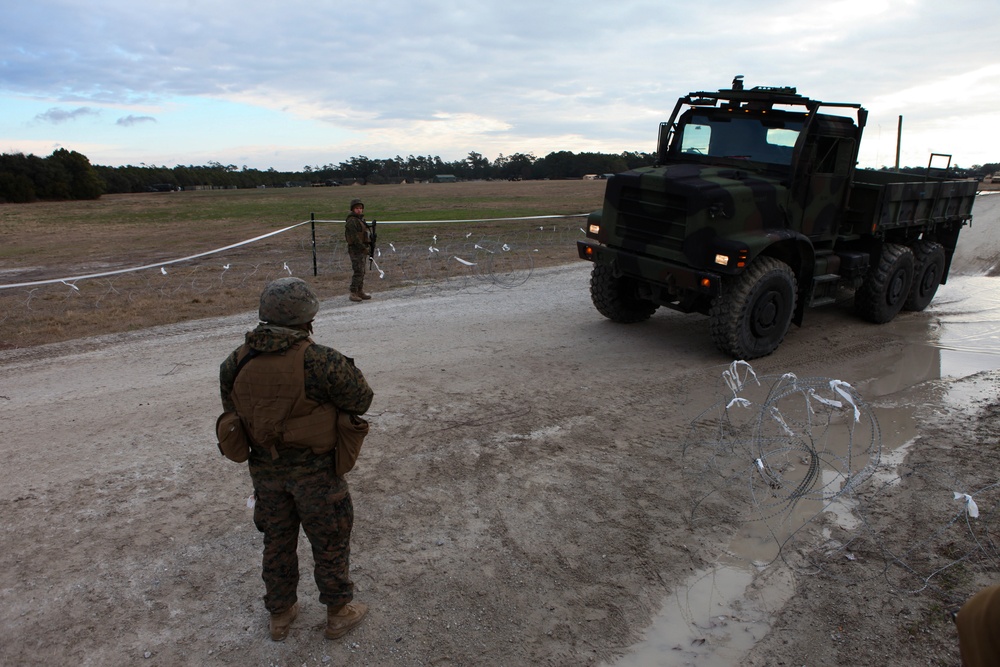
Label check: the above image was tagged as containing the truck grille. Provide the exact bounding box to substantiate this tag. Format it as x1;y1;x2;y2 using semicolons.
616;186;688;253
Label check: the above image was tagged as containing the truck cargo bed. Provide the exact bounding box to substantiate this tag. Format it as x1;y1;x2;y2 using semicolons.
848;170;977;232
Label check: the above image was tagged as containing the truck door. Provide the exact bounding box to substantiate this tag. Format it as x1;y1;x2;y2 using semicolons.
799;134;857;241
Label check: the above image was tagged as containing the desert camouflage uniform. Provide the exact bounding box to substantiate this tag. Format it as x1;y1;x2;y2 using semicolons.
220;324;373;613
345;210;369;294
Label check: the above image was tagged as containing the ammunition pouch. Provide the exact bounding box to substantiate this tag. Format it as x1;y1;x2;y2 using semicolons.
334;411;369;477
216;411;250;463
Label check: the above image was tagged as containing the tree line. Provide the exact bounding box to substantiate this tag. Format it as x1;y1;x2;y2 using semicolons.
1;147;998;203
0;149;105;203
0;149;656;202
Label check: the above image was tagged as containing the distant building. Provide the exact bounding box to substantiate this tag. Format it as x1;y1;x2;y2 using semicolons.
432;174;458;183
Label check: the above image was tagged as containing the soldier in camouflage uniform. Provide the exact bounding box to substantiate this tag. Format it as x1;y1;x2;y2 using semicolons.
219;277;373;641
344;198;371;302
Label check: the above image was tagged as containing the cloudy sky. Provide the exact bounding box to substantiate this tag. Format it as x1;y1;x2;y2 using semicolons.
2;0;999;172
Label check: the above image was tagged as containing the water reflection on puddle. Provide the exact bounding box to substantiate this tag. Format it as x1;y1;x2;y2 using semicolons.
613;564;794;667
860;276;1000;398
924;276;1000;378
612;273;1000;667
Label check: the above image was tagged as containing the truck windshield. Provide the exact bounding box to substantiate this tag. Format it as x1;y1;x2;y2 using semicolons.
678;113;802;165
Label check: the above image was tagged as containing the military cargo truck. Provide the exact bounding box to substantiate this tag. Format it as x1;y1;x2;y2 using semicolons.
578;77;979;359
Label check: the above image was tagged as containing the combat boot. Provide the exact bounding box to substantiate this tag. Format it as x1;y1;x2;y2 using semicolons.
349;292;363;303
269;601;298;641
325;601;368;639
359;291;372;300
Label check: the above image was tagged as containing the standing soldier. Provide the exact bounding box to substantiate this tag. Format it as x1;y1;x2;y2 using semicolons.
345;198;371;302
219;277;373;641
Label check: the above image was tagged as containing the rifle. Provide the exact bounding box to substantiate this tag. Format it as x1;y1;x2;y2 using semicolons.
367;219;377;268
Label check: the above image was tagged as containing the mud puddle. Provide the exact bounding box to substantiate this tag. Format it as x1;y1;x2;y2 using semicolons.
612;274;1000;667
858;276;1000;398
612;563;795;667
927;276;1000;377
614;382;891;666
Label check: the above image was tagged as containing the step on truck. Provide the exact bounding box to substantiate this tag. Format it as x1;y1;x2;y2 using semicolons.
577;77;979;359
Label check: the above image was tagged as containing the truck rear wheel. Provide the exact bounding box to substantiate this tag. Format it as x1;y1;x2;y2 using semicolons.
709;256;797;359
904;240;945;312
590;264;658;323
854;243;914;323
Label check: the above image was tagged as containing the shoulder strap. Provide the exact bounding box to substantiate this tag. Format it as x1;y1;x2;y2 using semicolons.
233;347;261;379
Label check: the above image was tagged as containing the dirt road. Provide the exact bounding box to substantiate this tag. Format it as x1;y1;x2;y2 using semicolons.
3;199;1000;665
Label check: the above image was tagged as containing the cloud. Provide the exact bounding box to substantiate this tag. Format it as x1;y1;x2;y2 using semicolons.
2;1;999;170
34;107;100;124
116;114;157;127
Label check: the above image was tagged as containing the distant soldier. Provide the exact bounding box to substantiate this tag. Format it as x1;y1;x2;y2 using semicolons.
219;277;373;641
345;198;372;302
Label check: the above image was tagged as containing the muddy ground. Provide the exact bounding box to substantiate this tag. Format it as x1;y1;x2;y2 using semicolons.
2;195;999;666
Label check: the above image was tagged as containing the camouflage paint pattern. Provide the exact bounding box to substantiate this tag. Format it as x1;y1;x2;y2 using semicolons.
219;325;373;415
579;82;977;313
258;277;320;326
345;212;368;254
345;210;369;293
349;252;367;294
250;455;354;613
219;323;372;615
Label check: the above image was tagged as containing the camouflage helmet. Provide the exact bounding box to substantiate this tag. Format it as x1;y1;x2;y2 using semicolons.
258;277;319;326
349;198;364;210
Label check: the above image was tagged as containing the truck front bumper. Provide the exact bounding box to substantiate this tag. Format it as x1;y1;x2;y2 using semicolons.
577;239;722;298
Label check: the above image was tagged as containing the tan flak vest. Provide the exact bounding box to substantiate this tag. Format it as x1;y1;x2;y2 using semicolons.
230;339;338;459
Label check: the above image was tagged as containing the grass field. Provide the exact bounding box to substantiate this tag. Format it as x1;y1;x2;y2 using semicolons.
0;180;607;348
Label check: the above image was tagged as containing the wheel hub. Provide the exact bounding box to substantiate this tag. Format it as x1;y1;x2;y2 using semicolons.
888;270;907;302
753;293;781;334
921;265;940;292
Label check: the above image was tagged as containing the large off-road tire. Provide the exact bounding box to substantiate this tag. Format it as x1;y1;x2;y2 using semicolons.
904;240;946;312
709;256;797;360
854;243;914;323
589;264;658;323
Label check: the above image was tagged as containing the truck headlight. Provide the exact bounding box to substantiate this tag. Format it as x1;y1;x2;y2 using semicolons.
710;243;750;271
708;202;728;219
589;223;601;235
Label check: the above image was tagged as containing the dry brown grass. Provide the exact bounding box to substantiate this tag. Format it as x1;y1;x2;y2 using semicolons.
0;180;606;349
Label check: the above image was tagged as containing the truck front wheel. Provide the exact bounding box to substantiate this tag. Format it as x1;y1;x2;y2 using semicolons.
904;240;945;312
709;256;797;359
590;264;658;323
854;243;914;323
